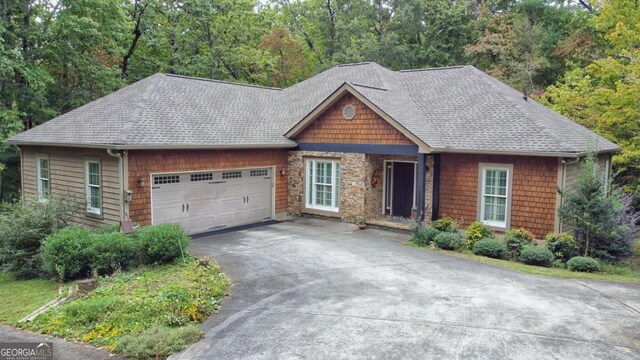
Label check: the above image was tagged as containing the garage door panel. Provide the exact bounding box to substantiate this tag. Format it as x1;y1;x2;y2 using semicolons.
151;167;274;234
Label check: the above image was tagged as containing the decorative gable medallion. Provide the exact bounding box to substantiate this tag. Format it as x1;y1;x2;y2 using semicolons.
342;104;356;120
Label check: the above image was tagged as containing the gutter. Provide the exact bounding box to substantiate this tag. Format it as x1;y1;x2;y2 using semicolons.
6;141;298;150
426;148;621;158
106;149;126;220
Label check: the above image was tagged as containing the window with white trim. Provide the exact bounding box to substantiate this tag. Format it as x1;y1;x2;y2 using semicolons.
305;159;340;212
36;157;50;202
85;160;101;215
480;166;510;228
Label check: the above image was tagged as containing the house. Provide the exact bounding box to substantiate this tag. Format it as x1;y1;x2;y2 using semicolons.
6;62;619;238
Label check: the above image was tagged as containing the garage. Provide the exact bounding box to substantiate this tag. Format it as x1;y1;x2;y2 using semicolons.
151;167;274;234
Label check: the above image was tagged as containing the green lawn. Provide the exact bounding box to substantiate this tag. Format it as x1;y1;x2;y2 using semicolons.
21;258;229;358
407;242;640;283
0;273;59;324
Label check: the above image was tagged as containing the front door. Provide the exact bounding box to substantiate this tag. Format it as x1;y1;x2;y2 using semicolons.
391;162;415;218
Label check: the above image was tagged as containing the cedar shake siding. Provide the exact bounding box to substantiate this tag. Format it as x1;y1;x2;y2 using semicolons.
128;149;289;226
295;94;415;145
21;146;121;227
438;153;558;238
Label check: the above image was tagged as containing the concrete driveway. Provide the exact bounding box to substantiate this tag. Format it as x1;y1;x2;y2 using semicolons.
174;219;640;360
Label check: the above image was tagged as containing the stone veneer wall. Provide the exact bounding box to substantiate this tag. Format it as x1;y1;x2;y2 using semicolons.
289;151;434;223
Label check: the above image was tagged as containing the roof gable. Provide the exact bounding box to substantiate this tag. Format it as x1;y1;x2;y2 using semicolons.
285;83;429;151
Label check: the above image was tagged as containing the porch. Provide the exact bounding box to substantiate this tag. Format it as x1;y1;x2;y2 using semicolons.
287;143;440;228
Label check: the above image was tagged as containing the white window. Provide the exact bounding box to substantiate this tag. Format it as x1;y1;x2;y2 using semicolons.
480;166;511;228
85;160;101;215
36;157;50;202
305;159;340;212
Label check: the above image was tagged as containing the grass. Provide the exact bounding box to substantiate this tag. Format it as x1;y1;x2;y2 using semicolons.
21;258;229;358
406;242;640;283
0;272;59;324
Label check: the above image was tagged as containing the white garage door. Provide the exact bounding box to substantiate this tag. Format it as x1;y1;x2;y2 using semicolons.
151;167;273;234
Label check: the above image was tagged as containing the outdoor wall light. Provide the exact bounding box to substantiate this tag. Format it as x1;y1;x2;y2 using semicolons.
137;177;146;187
280;168;287;176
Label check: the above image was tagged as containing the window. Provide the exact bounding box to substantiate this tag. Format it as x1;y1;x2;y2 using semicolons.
479;165;512;228
36;157;50;202
85;160;101;215
190;173;213;182
305;159;340;212
222;171;242;179
154;175;180;184
250;169;268;177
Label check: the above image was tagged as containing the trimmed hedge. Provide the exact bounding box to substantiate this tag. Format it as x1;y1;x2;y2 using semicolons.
466;222;493;248
41;227;94;281
135;224;190;264
519;245;554;267
472;238;508;259
545;233;578;263
434;232;463;250
567;256;600;273
41;223;191;281
412;225;440;247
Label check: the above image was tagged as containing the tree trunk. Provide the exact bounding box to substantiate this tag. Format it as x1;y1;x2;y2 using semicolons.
122;1;147;79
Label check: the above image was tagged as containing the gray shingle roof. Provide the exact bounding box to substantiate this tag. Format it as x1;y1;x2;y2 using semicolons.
8;62;619;155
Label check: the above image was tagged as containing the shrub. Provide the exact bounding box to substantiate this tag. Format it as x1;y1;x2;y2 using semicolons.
431;217;459;233
41;227;94;281
545;233;578;262
567;256;601;273
519;245;554;267
465;221;493;247
472;238;508;259
412;224;440;247
87;232;137;275
0;196;80;278
94;223;121;234
114;325;203;359
134;224;190;264
503;228;534;255
434;232;463;250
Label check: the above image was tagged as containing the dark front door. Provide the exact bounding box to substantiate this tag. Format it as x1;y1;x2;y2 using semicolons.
391;162;415;218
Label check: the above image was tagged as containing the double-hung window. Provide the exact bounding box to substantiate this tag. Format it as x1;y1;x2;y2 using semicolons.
480;165;511;228
305;159;340;212
85;160;102;215
36;157;50;202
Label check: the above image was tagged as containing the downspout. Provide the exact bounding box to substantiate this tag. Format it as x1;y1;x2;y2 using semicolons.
559;157;580;232
107;149;126;220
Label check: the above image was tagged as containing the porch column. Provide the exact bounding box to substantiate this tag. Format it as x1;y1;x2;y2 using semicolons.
431;154;441;221
416;153;426;222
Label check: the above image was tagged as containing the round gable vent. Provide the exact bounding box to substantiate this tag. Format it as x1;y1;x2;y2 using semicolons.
342;104;356;120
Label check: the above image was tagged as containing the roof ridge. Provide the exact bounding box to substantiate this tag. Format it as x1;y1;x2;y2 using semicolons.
399;65;465;73
337;62;374;67
349;82;388;91
114;74;163;144
165;73;282;91
465;67;573;152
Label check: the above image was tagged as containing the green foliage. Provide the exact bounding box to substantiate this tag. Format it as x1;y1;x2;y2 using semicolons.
24;259;229;354
412;224;440;246
545;233;579;262
557;153;638;261
567;256;601;273
504;228;534;254
434;232;463;250
114;325;203;360
41;227;94;281
465;221;494;248
87;232;137;276
134;224;190;264
431;217;460;233
0;196;80;279
472;238;508;259
519;245;555;267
